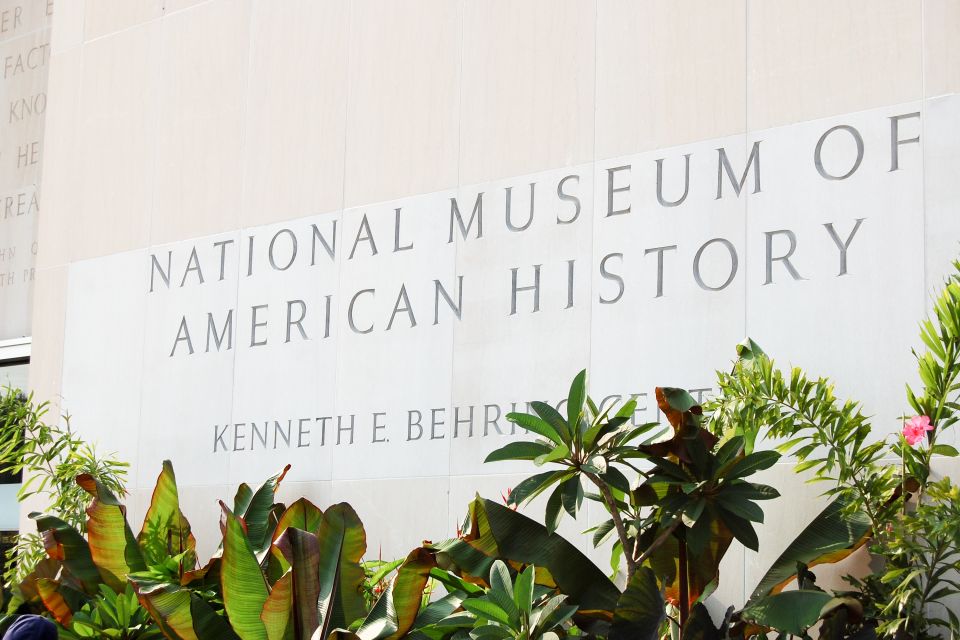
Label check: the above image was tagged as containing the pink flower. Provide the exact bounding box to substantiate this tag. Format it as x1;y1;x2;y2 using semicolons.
903;415;933;446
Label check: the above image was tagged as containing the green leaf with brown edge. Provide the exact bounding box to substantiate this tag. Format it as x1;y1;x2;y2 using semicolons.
266;498;323;585
273;498;324;541
484;441;554;464
434;497;619;615
261;570;295;640
316;503;368;639
642;510;733;611
746;496;871;603
221;502;269;640
357;548;437;640
131;576;240;640
139;460;196;567
610;566;664;640
128;577;194;640
31;512;101;595
238;465;291;556
386;548;437;640
274;527;321;637
741;590;834;636
76;474;146;592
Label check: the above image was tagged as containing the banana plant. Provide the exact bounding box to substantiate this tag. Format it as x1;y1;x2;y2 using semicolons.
23;460;289;638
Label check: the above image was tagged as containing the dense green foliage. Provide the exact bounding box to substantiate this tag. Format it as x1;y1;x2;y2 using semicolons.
4;264;960;639
0;389;128;589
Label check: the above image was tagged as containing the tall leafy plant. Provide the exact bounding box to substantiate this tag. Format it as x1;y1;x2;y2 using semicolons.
485;373;780;629
0;389;128;589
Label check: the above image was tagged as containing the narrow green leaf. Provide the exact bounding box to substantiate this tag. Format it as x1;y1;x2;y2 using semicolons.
484;441;553;463
567;370;587;434
506;413;564;446
461;599;511;626
545;484;564;534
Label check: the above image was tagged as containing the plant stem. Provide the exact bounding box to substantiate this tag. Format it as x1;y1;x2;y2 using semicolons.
585;472;636;582
677;535;689;628
634;518;681;565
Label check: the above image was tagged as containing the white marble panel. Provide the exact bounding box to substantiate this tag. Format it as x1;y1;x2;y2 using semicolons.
138;232;241;487
332;476;451;562
744;103;925;435
332;190;458;480
228;215;340;484
60;250;148;467
449;166;595;477
590;134;749;417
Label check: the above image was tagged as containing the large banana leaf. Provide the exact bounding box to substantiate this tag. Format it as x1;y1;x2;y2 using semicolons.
747;496;871;603
273;498;324;541
316;503;368;639
267;499;324;586
131;576;239;640
76;474;147;592
435;497;620;615
261;570;295;640
138;460;196;567
609;567;664;640
274;527;321;638
357;548;437;640
238;465;291;555
221;503;270;640
36;578;75;626
741;590;835;636
31;512;101;594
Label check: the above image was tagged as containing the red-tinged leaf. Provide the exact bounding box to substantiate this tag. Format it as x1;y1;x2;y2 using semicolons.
386;548;437;640
274;527;321;637
316;503;368;639
642;510;733;611
273;498;324;541
139;460;196;568
132;576;240;640
76;474;146;591
31;512;101;594
36;578;74;626
261;570;294;640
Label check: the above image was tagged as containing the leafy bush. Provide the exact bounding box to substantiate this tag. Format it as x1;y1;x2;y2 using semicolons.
0;389;127;590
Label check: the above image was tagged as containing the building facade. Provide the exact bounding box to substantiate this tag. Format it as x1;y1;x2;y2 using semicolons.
2;0;960;611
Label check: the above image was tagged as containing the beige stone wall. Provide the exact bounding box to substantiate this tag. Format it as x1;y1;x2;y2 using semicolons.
26;0;960;612
32;0;960;405
0;0;52;342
